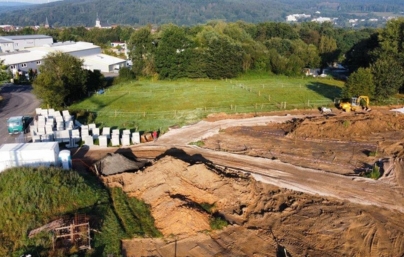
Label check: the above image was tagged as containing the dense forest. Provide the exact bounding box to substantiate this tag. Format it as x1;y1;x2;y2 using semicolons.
0;0;404;27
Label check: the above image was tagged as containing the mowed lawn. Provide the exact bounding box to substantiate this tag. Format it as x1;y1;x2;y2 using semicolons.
70;75;344;132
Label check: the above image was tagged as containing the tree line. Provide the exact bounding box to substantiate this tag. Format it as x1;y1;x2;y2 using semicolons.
22;18;404;108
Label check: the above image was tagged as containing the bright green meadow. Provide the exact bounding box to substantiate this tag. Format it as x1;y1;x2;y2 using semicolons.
70;75;344;132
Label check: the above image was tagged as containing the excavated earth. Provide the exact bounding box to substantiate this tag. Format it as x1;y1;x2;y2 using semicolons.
75;108;404;257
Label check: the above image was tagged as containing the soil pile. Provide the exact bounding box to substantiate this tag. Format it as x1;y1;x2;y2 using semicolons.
285;111;404;141
102;156;404;256
202;112;404;174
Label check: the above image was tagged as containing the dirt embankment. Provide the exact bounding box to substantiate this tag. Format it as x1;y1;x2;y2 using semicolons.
103;156;404;257
202;111;404;175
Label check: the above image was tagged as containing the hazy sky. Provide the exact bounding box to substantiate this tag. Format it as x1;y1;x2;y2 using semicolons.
0;0;61;3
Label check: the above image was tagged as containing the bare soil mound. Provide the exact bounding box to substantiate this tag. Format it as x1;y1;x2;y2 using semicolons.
103;156;404;256
202;112;404;175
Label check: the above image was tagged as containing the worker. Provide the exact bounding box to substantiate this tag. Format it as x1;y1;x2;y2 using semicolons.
153;131;158;141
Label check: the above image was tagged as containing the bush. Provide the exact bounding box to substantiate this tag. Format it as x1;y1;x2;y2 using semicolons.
210;215;229;230
118;67;136;82
365;165;381;180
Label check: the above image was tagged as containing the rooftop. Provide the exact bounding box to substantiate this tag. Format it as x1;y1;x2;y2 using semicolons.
2;35;52;40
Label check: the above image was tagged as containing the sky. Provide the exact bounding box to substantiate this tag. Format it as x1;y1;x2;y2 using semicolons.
0;0;61;3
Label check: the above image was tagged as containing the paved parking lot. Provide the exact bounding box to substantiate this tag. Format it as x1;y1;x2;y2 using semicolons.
0;84;40;145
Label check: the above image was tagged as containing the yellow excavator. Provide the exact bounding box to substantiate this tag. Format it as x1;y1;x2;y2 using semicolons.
337;96;371;112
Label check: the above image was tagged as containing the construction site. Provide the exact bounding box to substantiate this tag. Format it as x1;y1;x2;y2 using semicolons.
72;106;404;256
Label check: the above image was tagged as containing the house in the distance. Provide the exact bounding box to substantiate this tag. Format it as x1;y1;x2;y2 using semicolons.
0;35;126;73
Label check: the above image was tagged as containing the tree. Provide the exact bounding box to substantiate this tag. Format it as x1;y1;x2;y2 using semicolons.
341;68;374;98
33;52;87;109
318;35;339;66
205;36;244;79
155;25;193;79
128;26;155;76
371;56;404;99
0;59;10;82
86;70;105;93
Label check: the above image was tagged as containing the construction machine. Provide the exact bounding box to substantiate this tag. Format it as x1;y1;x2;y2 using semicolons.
335;96;371;112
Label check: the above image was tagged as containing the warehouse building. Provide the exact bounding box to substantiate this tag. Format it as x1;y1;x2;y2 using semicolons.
0;35;126;73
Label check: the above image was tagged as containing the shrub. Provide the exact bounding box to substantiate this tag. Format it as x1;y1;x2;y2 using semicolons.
365;165;381;180
210;215;229;230
189;141;205;147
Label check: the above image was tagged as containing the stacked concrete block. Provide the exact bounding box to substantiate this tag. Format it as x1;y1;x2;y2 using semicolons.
98;135;108;147
45;125;54;135
71;129;81;143
83;135;94;146
88;123;96;131
65;120;74;130
112;129;120;137
92;128;100;139
62;110;70;118
35;108;42;115
102;127;110;139
41;133;54;142
54;130;70;143
53;110;62;117
121;134;131;146
36;116;46;136
40;109;48;118
132;132;140;144
81;125;89;137
30;125;37;138
111;134;120;146
122;129;131;136
46;117;54;127
48;109;55;117
55;116;64;131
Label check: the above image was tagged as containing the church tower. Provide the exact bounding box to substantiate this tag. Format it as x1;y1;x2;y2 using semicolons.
95;13;101;28
45;17;50;28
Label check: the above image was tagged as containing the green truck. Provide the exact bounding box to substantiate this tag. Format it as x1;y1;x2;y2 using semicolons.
7;116;30;134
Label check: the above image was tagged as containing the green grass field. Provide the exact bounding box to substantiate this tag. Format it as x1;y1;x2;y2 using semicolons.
70;74;344;132
0;167;161;256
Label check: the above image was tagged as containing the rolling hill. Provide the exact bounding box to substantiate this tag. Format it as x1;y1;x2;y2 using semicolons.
0;0;403;27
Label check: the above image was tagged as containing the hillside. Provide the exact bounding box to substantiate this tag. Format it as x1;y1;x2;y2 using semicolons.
0;0;403;27
0;1;33;14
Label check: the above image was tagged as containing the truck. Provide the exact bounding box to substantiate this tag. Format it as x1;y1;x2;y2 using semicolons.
0;142;60;173
7;116;31;134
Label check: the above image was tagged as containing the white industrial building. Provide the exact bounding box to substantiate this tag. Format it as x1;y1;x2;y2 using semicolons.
0;35;127;73
0;35;53;53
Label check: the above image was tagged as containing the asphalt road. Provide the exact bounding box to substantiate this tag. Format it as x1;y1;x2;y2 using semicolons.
0;84;40;145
